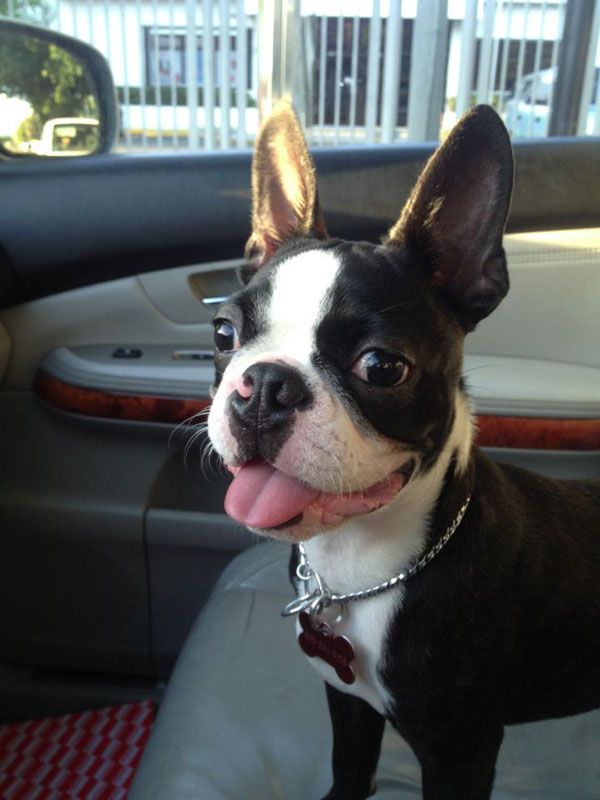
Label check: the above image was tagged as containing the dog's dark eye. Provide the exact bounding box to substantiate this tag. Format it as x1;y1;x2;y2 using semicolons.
213;319;240;352
351;350;410;387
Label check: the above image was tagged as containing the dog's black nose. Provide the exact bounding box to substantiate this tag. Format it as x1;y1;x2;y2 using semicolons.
230;361;312;430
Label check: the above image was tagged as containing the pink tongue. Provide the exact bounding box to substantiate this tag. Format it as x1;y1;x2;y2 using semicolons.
225;460;320;529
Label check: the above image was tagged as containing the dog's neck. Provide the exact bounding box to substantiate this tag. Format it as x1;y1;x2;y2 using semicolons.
303;391;475;595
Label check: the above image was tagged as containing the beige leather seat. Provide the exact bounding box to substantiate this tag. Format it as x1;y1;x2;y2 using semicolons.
130;541;600;799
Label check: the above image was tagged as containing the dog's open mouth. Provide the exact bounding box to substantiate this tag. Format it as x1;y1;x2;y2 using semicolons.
224;458;414;531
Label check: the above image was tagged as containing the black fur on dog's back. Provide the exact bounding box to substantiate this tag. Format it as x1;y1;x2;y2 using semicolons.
383;447;600;761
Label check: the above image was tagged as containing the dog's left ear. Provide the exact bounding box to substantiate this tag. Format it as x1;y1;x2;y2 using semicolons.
243;101;328;282
385;104;513;329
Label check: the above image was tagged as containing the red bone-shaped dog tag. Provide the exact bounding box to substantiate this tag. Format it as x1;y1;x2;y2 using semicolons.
298;611;355;684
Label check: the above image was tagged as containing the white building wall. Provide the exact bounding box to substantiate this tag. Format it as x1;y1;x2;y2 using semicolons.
54;0;258;88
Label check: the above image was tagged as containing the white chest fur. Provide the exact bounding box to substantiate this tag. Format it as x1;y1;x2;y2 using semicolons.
296;493;431;716
295;581;401;715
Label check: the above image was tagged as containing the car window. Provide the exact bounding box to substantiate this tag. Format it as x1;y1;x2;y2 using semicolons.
2;0;600;154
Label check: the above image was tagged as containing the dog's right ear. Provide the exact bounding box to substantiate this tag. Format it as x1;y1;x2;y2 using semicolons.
242;102;328;283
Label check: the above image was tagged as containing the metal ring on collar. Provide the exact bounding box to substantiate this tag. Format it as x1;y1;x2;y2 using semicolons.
281;592;315;617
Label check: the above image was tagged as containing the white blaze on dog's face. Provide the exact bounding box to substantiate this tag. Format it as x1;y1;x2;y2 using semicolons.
208;102;513;541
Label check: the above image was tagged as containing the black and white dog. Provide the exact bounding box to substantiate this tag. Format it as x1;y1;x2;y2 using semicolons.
208;103;600;800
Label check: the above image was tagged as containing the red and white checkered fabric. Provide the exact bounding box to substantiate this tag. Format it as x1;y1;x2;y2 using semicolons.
0;699;154;800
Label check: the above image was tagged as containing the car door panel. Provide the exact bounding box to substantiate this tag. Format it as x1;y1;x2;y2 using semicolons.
0;263;241;676
32;348;600;434
145;454;254;675
137;261;242;325
0;386;249;677
0;392;161;675
0;272;212;390
38;346;214;402
467;229;600;369
465;227;600;475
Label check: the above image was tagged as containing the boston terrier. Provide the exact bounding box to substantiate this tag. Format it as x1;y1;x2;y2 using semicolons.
207;102;600;800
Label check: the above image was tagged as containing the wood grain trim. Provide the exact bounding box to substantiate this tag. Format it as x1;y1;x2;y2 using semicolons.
33;370;210;425
475;415;600;452
33;370;600;450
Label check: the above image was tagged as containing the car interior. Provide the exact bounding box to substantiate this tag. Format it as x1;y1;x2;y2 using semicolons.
0;3;599;799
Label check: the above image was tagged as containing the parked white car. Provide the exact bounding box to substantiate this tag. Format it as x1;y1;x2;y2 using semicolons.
505;67;599;138
31;117;99;156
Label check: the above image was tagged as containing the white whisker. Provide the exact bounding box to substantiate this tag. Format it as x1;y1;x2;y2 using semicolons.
169;405;212;449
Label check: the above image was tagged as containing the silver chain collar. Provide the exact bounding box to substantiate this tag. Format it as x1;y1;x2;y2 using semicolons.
281;495;472;619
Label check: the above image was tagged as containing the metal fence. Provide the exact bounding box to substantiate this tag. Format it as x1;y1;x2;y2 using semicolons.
300;0;577;143
5;0;600;150
48;0;259;151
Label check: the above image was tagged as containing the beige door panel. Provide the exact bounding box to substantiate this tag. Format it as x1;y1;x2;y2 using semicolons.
137;260;242;325
1;229;599;390
0;260;243;390
468;229;600;369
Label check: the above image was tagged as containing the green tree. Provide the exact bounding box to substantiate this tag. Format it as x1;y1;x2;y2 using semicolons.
0;34;97;124
0;0;98;152
14;111;42;145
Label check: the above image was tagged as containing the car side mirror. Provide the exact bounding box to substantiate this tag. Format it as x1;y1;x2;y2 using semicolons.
0;18;117;158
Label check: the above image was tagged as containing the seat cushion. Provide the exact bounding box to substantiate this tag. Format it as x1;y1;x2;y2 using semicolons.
129;541;600;799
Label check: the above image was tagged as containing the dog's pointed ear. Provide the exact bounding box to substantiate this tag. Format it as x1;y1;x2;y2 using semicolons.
242;101;328;282
385;104;513;329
